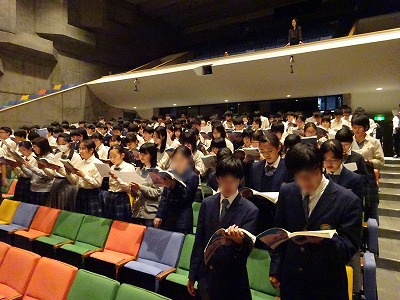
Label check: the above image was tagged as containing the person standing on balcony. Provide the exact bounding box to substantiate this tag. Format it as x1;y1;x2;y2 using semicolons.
286;18;303;46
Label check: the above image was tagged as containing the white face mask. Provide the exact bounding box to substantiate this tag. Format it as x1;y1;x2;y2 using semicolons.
57;144;69;153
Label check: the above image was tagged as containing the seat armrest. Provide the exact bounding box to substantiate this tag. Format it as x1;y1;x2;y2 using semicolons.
115;256;137;269
29;234;49;241
82;248;102;258
53;240;74;249
156;267;177;281
8;228;27;234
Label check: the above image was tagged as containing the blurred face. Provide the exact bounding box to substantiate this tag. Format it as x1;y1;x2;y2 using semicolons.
259;142;280;164
292;19;296;28
174;130;181;139
126;140;138;150
323;151;342;173
0;130;9;140
32;144;41;156
251;139;259;149
71;135;81;142
322;121;330;130
14;136;25;143
79;145;93;160
98;128;107;135
352;125;366;138
153;132;162;146
171;152;191;174
243;117;249;124
201;120;207;127
109;139;120;147
109;149;124;166
343;113;351;120
19;146;32;157
112;129;121;136
143;131;153;142
92;138;102;148
139;151;151;166
335;114;343;121
304;127;317;137
243;136;251;147
341;142;352;154
296;118;305;129
86;128;95;135
294;168;322;195
252;122;260;130
212;129;221;139
235;124;244;131
217;175;240;198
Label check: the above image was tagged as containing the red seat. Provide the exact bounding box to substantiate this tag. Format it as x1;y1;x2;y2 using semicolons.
0;242;11;265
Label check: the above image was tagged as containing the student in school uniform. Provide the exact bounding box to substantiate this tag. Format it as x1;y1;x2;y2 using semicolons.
21;137;55;205
104;145;136;222
154;126;171;170
180;129;205;175
320;139;364;297
241;128;254;149
109;135;123;147
321;139;364;201
49;133;81;211
188;155;259;300
131;143;163;227
12;141;34;202
331;108;351;131
142;125;155;143
65;140;103;216
124;133;142;168
92;132;110;160
269;143;362;300
335;128;368;176
351;114;384;221
282;134;301;156
154;146;199;234
270;122;287;144
0;126;17;154
13;130;27;144
206;148;232;192
211;123;234;153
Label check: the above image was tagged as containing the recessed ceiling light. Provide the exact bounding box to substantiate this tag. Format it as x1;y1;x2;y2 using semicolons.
133;106;137;109
295;99;299;102
287;94;291;97
224;99;229;102
376;87;383;91
173;103;177;106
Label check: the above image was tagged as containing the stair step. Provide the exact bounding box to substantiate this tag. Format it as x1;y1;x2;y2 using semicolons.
380;171;400;179
377;237;400;261
376;256;400;272
376;268;400;299
379;216;400;240
379;188;400;201
379;178;400;189
381;164;400;171
384;157;400;165
379;200;400;217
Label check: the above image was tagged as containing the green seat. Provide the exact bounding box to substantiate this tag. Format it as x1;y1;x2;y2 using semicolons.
57;215;112;267
160;234;197;298
192;202;201;233
34;211;85;258
247;248;280;300
67;269;119;300
116;283;171;300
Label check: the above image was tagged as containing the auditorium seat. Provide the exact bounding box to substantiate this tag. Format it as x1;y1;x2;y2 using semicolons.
13;206;60;251
2;179;18;199
66;269;120;300
23;257;78;300
0;199;20;225
33;211;85;258
119;227;185;292
346;266;353;300
247;248;280;300
57;215;112;268
86;221;146;279
0;247;40;299
192;202;201;233
363;252;377;300
115;283;171;300
0;202;39;244
0;242;10;265
159;234;196;299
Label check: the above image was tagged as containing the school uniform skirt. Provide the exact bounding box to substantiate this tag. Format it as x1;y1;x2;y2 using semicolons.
103;191;132;222
30;191;50;206
75;188;102;217
49;178;78;211
14;177;31;203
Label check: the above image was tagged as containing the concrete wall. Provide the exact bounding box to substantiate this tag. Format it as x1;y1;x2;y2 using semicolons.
0;85;125;128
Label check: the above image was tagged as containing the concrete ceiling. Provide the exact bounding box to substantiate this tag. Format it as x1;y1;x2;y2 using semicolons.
87;28;400;111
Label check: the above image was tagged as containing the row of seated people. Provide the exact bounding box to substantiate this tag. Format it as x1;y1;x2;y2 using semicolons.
0;198;361;300
0;241;172;300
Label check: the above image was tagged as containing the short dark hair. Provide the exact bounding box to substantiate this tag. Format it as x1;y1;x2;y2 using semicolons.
28;131;40;141
57;133;72;143
283;134;301;153
86;123;95;130
70;130;82;137
297;114;306;123
172;146;194;167
252;117;262;127
215;156;244;179
125;133;138;144
285;143;323;174
212;124;226;138
211;137;227;150
259;132;280;148
242;128;254;139
91;132;104;141
128;124;139;133
143;125;155;134
335;128;353;143
216;148;232;162
320;139;343;160
180;129;197;153
14;130;27;139
233;116;243;126
0;127;12;135
321;115;331;123
19;141;32;149
270;122;285;135
251;130;264;141
351;114;369;130
334;108;343;116
112;123;123;132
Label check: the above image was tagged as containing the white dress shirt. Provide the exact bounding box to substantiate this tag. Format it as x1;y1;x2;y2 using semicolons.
66;155;103;189
220;190;239;214
265;156;281;169
53;149;82;178
302;175;330;216
109;161;136;193
352;135;384;168
96;143;110;160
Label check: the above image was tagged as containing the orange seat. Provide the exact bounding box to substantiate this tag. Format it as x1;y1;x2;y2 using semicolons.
13;207;60;250
23;257;78;300
0;242;10;265
2;179;18;198
87;221;146;278
0;247;40;299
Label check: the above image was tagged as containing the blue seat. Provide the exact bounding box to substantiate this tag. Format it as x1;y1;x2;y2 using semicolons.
119;227;184;292
367;218;378;255
0;203;39;244
363;252;377;300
